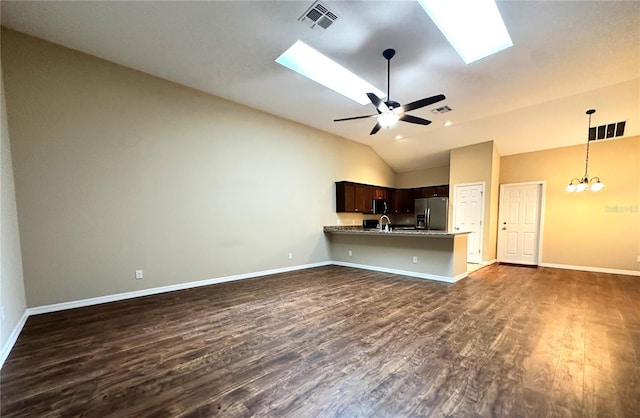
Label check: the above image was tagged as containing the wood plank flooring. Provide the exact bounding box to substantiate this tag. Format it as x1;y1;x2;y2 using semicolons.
2;264;639;417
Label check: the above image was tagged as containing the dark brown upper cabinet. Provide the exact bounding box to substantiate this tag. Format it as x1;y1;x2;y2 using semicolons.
336;181;448;213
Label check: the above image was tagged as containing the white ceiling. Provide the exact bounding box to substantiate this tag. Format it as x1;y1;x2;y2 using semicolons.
1;1;639;172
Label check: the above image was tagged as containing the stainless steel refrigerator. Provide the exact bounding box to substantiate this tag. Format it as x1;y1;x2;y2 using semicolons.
415;197;448;231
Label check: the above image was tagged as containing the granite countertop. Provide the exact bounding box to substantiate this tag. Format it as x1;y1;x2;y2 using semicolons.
323;225;469;238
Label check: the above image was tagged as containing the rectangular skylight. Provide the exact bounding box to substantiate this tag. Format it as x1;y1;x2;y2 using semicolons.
275;40;385;105
417;0;513;64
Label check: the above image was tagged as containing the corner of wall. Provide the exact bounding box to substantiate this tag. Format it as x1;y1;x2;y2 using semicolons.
1;62;29;367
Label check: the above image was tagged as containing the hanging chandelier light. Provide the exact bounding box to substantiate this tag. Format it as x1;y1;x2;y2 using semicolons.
566;109;605;192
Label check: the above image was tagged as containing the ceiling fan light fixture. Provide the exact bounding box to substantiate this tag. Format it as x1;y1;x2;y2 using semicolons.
275;40;385;105
378;112;400;128
417;0;513;64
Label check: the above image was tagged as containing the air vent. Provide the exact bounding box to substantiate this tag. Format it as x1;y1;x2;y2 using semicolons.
431;105;452;114
589;121;626;141
299;1;338;30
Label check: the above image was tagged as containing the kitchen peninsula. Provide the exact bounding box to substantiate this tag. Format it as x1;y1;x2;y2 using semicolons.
324;226;469;283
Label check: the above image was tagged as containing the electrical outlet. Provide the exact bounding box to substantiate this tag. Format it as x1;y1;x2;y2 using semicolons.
135;270;143;280
637;255;640;263
348;250;352;257
412;256;418;264
288;253;293;260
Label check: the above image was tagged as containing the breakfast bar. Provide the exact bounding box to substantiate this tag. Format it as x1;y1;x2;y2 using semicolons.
324;226;469;283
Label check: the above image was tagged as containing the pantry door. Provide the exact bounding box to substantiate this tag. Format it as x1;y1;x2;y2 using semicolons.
453;183;484;264
498;182;544;265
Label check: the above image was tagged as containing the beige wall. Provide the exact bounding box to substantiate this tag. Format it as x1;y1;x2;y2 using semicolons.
449;141;500;262
488;142;501;261
1;62;27;356
1;29;396;307
327;234;468;280
395;165;450;188
500;136;640;272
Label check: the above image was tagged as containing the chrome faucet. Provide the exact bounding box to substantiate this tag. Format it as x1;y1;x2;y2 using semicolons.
380;215;391;232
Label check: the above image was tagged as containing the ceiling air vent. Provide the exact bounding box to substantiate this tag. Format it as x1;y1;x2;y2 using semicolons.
431;105;452;115
299;1;338;30
589;121;626;141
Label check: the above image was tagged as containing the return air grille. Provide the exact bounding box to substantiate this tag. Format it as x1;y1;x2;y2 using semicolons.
299;1;338;30
589;121;626;141
431;105;452;114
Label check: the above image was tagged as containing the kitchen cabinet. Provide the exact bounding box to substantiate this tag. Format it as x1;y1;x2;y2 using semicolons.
336;181;448;213
336;181;373;213
336;182;356;212
372;187;392;201
435;185;449;197
392;189;415;213
415;185;449;198
355;185;373;213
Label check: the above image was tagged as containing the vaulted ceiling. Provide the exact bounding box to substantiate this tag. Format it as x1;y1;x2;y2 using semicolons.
2;1;638;172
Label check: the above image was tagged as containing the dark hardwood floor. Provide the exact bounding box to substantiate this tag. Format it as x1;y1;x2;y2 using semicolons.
2;264;639;417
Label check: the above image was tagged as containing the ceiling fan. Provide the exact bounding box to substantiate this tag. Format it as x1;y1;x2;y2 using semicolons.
334;48;446;135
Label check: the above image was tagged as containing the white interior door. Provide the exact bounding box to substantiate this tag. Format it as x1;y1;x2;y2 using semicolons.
498;183;543;265
453;183;484;264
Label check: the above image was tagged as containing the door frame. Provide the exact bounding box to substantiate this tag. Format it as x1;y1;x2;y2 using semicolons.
497;181;547;265
452;182;486;264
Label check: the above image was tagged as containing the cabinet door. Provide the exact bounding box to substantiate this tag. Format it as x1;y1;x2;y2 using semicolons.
423;186;439;198
435;185;449;197
353;184;370;212
336;181;356;212
393;189;415;213
362;185;374;213
373;187;392;200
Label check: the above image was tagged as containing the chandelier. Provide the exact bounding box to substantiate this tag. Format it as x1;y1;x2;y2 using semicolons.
566;109;604;192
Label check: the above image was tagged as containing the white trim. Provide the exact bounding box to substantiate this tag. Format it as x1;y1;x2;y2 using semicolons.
452;182;485;264
482;259;497;266
497;181;546;265
27;261;332;316
539;262;640;277
330;261;468;283
0;310;29;368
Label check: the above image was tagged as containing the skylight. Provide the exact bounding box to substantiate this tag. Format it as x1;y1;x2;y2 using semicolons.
417;0;513;64
275;41;385;105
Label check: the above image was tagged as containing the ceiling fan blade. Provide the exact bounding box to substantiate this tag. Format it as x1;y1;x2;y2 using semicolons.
334;114;378;122
402;94;446;112
370;122;382;135
400;114;432;125
367;93;389;113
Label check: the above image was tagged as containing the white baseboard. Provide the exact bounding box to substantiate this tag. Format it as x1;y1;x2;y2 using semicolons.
539;262;640;276
28;261;333;316
0;310;29;368
330;261;468;283
482;259;497;266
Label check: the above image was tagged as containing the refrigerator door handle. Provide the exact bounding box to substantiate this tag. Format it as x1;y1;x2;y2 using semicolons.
427;207;431;230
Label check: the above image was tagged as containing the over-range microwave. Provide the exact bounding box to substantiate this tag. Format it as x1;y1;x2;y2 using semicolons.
372;199;389;214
